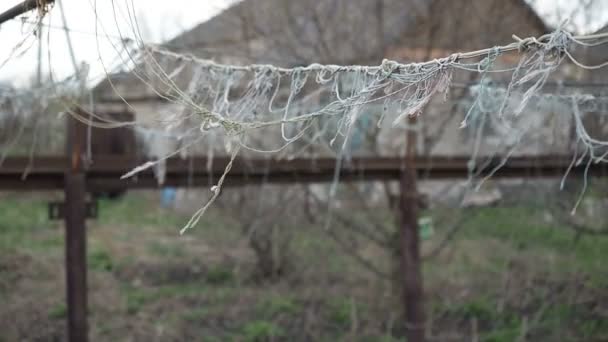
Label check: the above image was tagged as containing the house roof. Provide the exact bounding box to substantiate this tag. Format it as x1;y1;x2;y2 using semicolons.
163;0;549;64
94;0;550;99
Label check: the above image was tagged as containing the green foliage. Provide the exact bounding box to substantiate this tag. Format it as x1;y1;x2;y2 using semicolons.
482;328;520;342
241;321;284;342
328;298;356;328
543;303;608;339
580;318;608;339
449;297;498;322
206;265;235;285
88;249;113;272
258;296;300;317
445;297;523;341
48;303;67;320
125;288;151;315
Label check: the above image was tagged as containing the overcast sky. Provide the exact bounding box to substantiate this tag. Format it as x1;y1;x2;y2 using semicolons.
0;0;606;86
0;0;235;85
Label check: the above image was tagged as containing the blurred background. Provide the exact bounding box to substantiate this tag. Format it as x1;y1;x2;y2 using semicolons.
1;0;608;341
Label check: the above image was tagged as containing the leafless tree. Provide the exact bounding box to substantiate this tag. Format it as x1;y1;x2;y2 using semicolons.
153;0;608;339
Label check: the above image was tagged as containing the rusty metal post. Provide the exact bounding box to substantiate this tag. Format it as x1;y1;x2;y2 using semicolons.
0;0;55;25
400;115;425;342
64;110;89;342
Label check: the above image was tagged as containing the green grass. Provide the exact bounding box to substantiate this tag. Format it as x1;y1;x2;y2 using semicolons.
257;295;300;317
2;193;607;341
124;284;200;314
422;205;608;341
327;297;357;328
361;336;406;342
241;320;285;342
88;248;114;272
457;206;608;277
48;303;67;320
124;283;238;314
147;240;187;258
0;197;58;253
181;307;214;322
97;195;187;229
97;194;242;247
206;265;235;285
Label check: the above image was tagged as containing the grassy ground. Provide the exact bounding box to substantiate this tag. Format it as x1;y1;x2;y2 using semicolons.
0;191;607;341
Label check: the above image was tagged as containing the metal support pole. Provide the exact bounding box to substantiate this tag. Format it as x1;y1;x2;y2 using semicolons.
400;115;425;342
64;111;88;342
64;173;88;342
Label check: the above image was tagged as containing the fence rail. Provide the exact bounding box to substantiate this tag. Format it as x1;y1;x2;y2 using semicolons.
1;155;606;191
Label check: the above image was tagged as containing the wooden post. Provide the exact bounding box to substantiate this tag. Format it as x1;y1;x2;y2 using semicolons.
400;115;425;342
64;111;89;342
